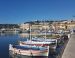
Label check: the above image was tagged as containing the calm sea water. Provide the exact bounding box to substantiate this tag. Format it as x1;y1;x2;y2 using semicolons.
0;33;61;58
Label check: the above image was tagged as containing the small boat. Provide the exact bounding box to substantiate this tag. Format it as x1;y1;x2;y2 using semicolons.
9;44;49;57
32;37;57;42
32;37;57;49
19;38;57;50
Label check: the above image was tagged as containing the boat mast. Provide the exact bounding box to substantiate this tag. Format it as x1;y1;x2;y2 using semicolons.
44;20;47;40
29;23;32;41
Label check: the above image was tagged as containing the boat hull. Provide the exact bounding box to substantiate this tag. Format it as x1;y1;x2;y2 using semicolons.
19;41;57;50
9;49;49;56
9;44;49;57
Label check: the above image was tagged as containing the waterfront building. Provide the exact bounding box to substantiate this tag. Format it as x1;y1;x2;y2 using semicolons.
19;20;75;33
20;23;30;31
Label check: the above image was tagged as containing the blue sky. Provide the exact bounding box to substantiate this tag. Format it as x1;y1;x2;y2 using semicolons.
0;0;75;24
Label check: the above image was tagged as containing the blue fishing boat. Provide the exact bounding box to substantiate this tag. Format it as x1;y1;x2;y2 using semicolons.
9;44;49;57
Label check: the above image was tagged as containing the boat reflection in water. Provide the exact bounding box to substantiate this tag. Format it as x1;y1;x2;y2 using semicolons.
19;33;29;38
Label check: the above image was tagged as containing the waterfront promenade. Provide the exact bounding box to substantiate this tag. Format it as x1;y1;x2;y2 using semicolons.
62;33;75;58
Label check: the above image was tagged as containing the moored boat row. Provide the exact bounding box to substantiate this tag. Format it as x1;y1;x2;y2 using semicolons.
9;23;70;58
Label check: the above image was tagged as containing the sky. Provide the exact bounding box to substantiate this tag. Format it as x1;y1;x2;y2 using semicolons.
0;0;75;24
